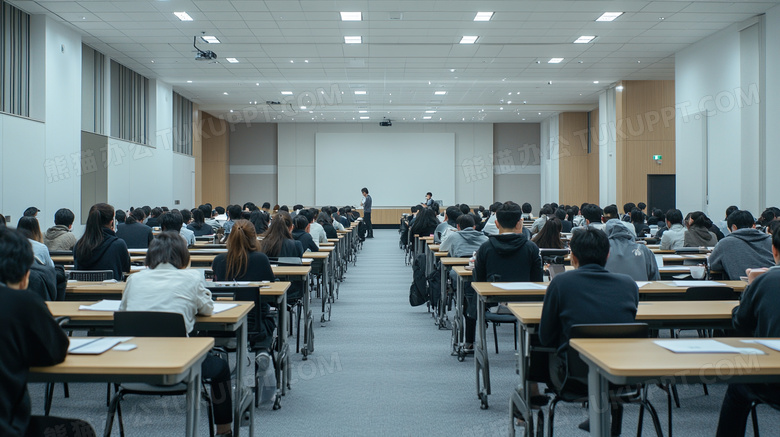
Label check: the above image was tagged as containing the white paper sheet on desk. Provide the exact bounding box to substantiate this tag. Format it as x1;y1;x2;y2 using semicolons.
635;281;651;288
659;266;691;271
210;281;251;287
68;337;122;354
654;339;764;354
671;280;727;287
79;300;121;311
490;282;547;290
302;258;313;263
747;340;780;352
212;303;238;314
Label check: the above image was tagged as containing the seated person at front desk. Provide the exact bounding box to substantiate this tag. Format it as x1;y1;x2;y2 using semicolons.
715;230;780;436
539;227;639;436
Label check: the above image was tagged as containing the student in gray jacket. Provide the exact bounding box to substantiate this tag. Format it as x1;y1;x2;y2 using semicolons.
709;210;774;279
660;208;686;250
603;219;660;281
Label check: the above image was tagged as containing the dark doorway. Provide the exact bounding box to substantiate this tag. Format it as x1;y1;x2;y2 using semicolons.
647;175;676;214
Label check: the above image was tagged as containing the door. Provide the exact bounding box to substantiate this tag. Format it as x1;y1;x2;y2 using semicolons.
647;175;676;213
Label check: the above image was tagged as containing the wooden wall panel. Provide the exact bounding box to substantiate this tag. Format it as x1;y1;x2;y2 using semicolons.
558;112;593;206
587;108;600;204
193;104;202;206
616;80;676;209
200;112;229;207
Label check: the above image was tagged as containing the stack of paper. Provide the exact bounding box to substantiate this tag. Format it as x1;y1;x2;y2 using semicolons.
671;280;727;287
490;282;547;291
213;303;238;314
78;300;121;311
655;339;764;354
68;338;123;354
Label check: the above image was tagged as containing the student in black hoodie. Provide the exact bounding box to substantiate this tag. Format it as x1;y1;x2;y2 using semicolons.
73;203;130;281
0;227;95;437
474;201;544;283
291;215;319;253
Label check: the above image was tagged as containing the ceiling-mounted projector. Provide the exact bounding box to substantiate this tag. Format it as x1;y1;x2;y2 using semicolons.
193;36;217;61
380;118;392;127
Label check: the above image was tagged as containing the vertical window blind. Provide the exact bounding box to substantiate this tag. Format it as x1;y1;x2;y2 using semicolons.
172;91;193;155
110;60;149;144
82;45;106;134
0;0;31;117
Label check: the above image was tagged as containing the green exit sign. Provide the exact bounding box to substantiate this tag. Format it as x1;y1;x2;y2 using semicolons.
653;155;662;160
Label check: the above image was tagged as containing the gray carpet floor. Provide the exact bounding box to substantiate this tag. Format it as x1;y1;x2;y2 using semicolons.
31;229;776;436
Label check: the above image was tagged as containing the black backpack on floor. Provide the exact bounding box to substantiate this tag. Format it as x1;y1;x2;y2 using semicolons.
427;263;441;309
409;254;428;307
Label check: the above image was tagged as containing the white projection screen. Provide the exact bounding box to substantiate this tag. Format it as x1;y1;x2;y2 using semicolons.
315;133;455;207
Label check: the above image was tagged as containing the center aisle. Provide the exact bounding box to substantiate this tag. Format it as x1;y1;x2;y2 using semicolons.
258;229;520;436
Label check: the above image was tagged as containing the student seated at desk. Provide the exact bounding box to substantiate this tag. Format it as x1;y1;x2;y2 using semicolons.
161;211;194;247
317;211;338;239
43;208;77;252
709;209;773;279
188;209;215;236
74;203;130;281
604;219;659;281
441;214;488;352
531;217;564;249
212;220;276;350
291;215;319;253
0;227;93;437
434;206;460;244
539;227;639;436
683;211;718;247
303;209;328;247
261;211;304;258
715;231;780;436
410;208;439;239
16;217;54;269
144;207;163;228
119;232;233;437
660;208;686;250
178;209;196;245
248;210;269;235
117;209;154;249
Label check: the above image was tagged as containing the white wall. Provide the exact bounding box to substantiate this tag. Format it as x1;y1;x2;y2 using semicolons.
675;18;766;217
598;88;618;207
228;123;278;206
765;5;780;207
276;123;493;207
1;17;82;231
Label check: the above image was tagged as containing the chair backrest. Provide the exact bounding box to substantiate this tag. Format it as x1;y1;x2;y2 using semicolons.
69;270;114;281
229;287;265;340
564;323;649;383
114;311;187;337
675;247;704;254
684;286;736;300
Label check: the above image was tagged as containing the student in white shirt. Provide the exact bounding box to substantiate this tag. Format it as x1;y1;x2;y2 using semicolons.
119;232;233;436
161;211;194;247
300;208;327;247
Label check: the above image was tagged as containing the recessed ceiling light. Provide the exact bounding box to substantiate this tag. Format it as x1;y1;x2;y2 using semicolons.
423;116;432;119
150;60;154;63
474;12;494;21
229;109;233;113
358;110;368;113
290;60;294;63
500;107;504;110
360;116;369;119
548;58;564;64
522;118;526;121
281;91;293;95
434;91;447;95
300;106;307;109
186;80;192;83
596;12;623;22
173;11;193;21
201;36;220;44
304;59;309;63
450;69;455;72
574;35;596;44
344;36;362;44
340;12;362;21
425;110;436;113
354;90;367;95
223;92;228;95
255;83;259;86
593;81;599;84
226;57;239;63
538;112;542;115
507;101;512;104
460;35;478;44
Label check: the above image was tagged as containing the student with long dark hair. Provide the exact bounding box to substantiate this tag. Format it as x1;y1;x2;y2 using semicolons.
531;217;565;249
291;215;319;253
73;203;130;281
249;210;269;235
16;216;55;268
260;211;303;258
188;209;214;236
410;207;439;238
116;208;154;249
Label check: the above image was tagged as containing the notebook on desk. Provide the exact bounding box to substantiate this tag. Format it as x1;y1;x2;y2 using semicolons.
68;337;123;355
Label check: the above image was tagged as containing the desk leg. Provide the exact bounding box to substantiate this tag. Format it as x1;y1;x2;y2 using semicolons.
233;318;249;436
452;275;464;357
185;364;202;437
510;325;532;437
276;293;289;403
475;296;490;409
588;366;610;437
302;275;313;360
438;264;450;329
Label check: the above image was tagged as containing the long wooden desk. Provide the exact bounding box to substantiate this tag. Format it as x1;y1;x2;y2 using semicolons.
571;338;780;437
508;301;739;436
471;280;745;410
437;257;470;330
65;280;292;300
30;337;214;437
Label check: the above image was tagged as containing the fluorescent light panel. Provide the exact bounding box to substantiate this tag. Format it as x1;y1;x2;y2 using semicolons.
201;35;220;44
340;12;362;21
434;91;447;95
344;36;362;44
548;58;564;63
425;110;436;113
574;35;596;44
173;11;193;21
354;90;367;95
423;116;432;119
281;91;293;95
225;57;239;63
474;12;493;21
360;116;369;119
596;12;623;21
460;35;478;44
358;110;368;113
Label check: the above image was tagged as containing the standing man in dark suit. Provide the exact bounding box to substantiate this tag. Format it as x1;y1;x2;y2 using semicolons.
361;187;373;238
